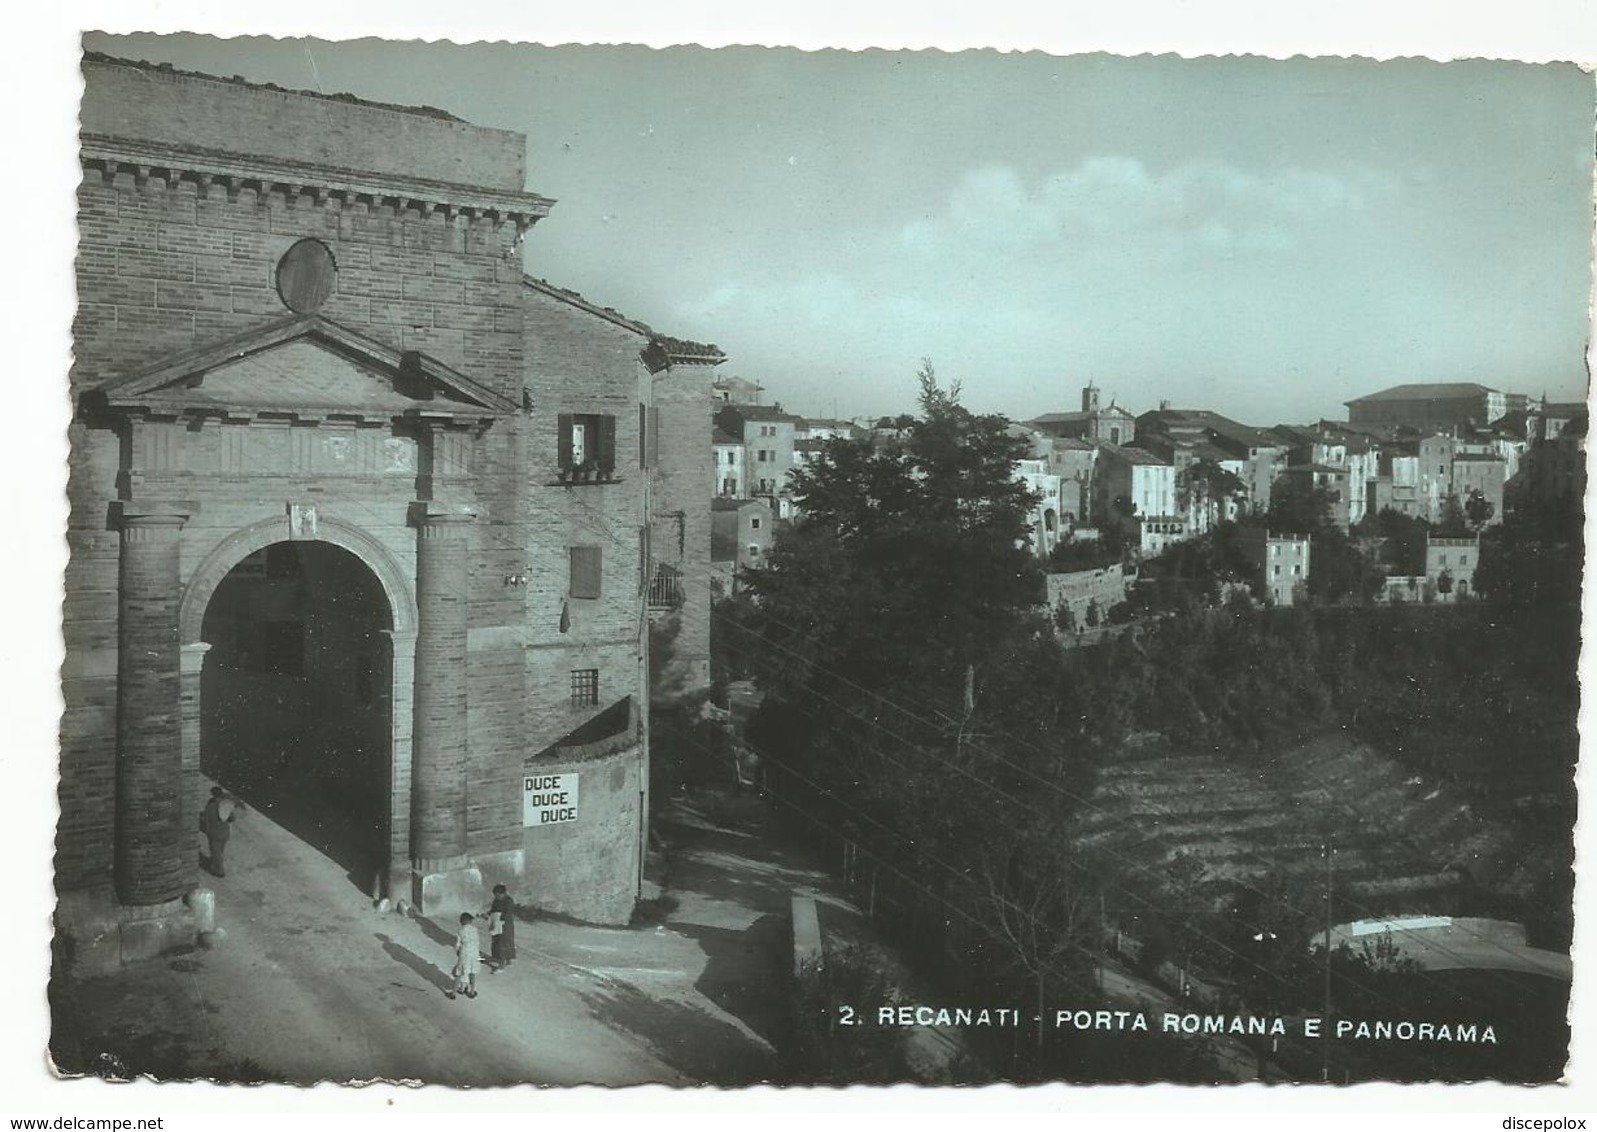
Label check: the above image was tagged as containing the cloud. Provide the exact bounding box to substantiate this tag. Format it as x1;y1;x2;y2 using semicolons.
905;157;1393;260
665;156;1410;419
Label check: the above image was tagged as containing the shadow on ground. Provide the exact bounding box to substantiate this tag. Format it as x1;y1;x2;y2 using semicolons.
374;933;452;995
570;978;778;1086
669;914;790;1051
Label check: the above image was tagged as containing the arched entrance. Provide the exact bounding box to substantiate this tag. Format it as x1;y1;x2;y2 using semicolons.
198;539;394;891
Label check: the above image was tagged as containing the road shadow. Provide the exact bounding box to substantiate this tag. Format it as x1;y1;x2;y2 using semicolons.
570;978;776;1085
669;913;790;1052
412;915;456;949
374;933;452;995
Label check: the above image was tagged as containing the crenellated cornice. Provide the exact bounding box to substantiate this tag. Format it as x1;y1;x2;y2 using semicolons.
80;134;555;232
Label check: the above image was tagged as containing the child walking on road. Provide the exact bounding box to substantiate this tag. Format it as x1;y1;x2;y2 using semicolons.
445;912;481;1000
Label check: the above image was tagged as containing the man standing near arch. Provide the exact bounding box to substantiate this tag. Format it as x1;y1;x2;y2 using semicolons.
200;786;237;878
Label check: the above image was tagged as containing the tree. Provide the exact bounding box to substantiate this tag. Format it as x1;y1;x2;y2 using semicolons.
1263;473;1336;536
1048;538;1117;574
749;361;1045;691
1362;507;1429;576
731;363;1143;1025
1435;494;1470;537
1307;525;1370;604
1464;489;1496;530
739;363;1055;846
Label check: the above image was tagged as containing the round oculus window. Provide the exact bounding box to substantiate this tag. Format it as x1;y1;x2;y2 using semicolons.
276;239;337;314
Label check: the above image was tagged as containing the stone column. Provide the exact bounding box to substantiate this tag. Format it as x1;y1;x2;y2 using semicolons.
179;642;212;835
409;504;480;911
114;507;190;908
384;627;417;904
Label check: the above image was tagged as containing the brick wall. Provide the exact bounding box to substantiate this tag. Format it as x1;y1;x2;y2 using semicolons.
508;745;644;925
72;169;526;398
650;364;716;701
82;57;526;191
520;283;649;737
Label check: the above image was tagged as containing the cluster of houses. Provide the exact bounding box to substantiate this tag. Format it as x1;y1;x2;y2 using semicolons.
706;374;1587;611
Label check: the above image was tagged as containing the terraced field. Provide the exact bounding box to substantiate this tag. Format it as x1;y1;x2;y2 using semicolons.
1073;731;1541;923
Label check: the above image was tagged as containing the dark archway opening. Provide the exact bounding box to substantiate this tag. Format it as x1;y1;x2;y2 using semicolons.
200;540;393;893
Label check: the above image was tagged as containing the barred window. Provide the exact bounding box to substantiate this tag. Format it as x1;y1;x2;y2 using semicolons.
648;563;685;610
570;668;599;707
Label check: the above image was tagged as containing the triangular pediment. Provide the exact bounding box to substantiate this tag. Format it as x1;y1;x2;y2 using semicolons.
101;314;517;421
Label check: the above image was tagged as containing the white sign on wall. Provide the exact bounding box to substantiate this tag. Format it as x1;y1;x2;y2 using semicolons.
524;773;579;827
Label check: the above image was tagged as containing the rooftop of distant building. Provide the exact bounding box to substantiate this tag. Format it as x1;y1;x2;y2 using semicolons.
1346;382;1500;405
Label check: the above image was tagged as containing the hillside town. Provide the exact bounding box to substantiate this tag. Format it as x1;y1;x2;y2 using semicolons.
49;45;1584;1094
707;373;1585;621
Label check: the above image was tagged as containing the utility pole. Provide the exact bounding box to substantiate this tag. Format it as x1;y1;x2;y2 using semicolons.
1322;836;1335;1083
1098;891;1106;994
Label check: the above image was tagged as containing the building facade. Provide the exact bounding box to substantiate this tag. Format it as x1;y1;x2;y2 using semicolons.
1030;383;1137;446
1093;444;1179;555
714;405;801;514
710;496;774;594
1426;535;1480;601
1015;458;1064;558
1238;529;1312;606
1346;383;1506;433
62;55;718;971
712;427;745;498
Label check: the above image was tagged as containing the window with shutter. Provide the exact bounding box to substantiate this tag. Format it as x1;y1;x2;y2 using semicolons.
557;413;574;471
598;413;616;475
569;545;602;599
559;412;619;481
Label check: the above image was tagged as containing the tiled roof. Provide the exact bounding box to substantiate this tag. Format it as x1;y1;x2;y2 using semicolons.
1189;441;1241;463
722;405;801;423
1346;382;1498;405
523;277;725;363
712;428;741;446
85;52;464;122
1098;443;1170;467
1031;405;1134;426
1141;407;1282;451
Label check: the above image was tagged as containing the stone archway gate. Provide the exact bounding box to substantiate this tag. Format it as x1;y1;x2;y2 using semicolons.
96;313;519;938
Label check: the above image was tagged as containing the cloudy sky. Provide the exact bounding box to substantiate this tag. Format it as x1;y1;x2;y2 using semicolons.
83;33;1593;425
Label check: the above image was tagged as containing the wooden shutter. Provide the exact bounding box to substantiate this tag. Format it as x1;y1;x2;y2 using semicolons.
638;403;648;469
598;414;617;474
647;406;659;468
569;545;602;599
557;413;573;471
